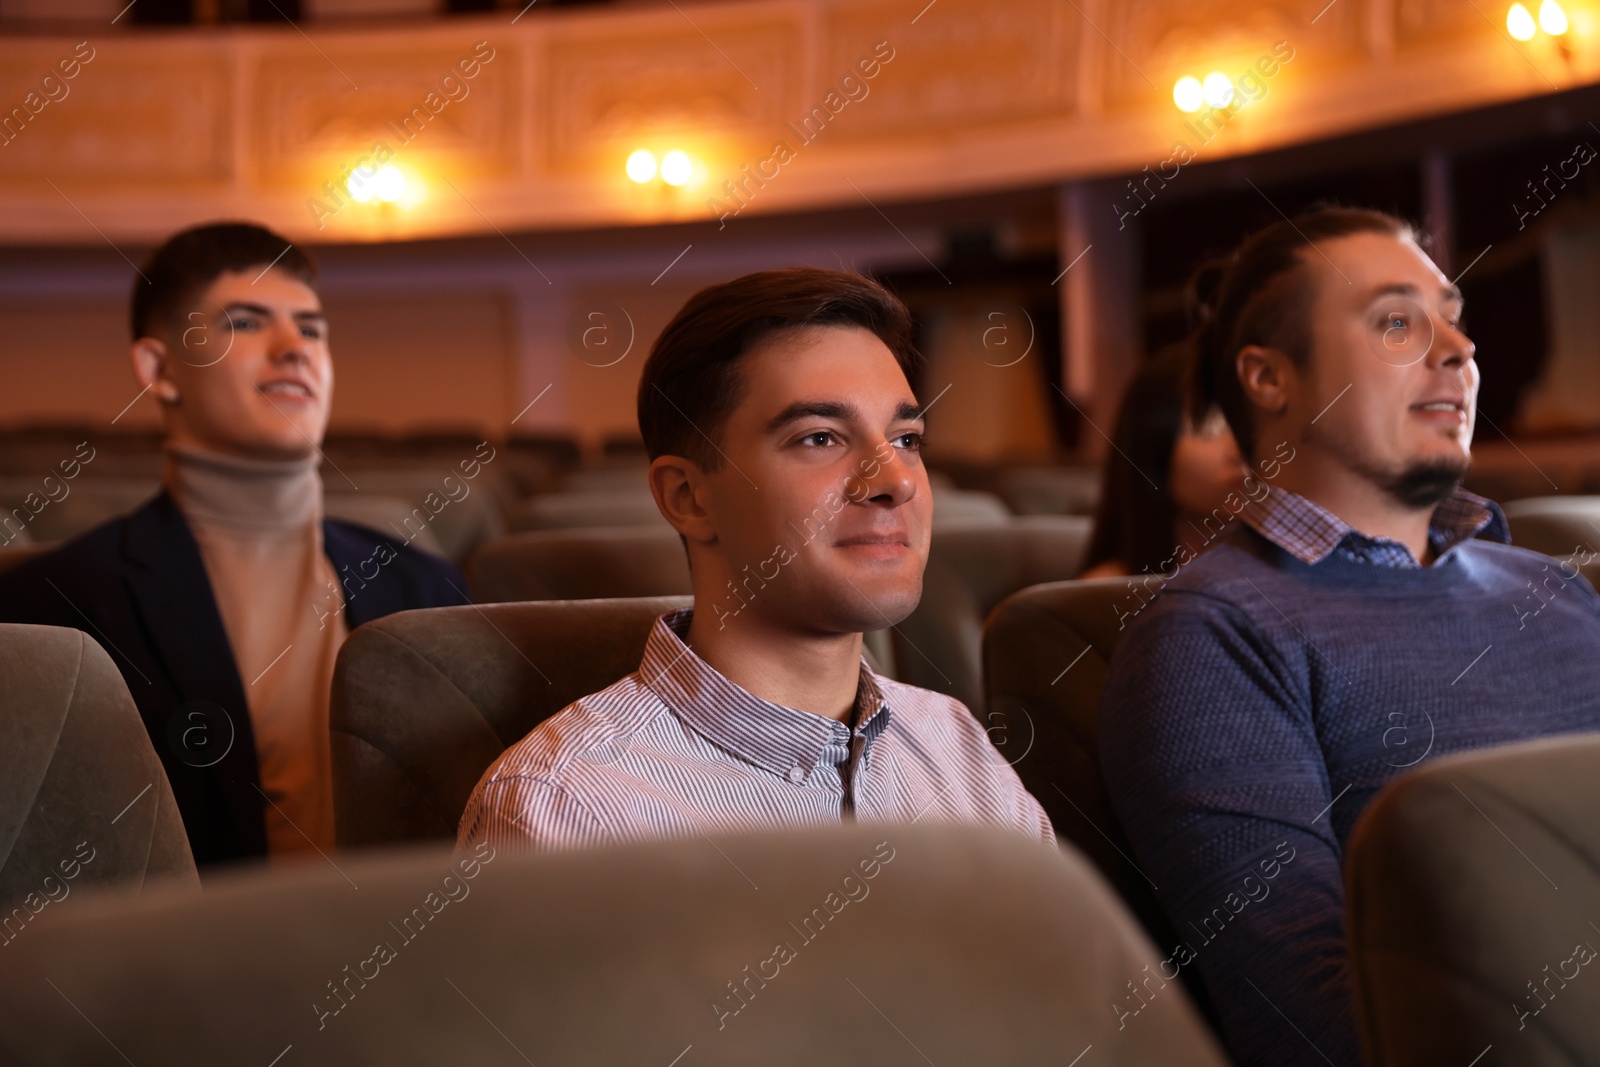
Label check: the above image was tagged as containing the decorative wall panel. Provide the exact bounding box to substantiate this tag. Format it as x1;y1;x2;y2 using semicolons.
0;0;1591;242
0;46;231;187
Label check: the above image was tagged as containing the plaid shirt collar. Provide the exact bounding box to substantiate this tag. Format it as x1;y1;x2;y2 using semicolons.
1240;482;1509;567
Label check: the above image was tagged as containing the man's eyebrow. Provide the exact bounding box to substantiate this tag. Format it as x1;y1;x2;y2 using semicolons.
217;302;327;322
218;301;273;318
1363;282;1463;306
764;398;925;434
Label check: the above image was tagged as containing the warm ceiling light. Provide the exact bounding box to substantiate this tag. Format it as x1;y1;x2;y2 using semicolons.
1202;71;1235;108
347;166;377;203
1173;75;1203;112
626;149;657;183
660;150;692;186
1508;2;1538;39
373;165;405;203
1540;0;1568;34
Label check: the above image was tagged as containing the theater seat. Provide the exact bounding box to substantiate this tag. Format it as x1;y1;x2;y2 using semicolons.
330;596;909;848
509;490;668;532
329;467;510;564
464;527;898;677
559;463;651;494
0;624;197;911
0;823;1230;1066
0;476;157;544
466;526;691;602
0;540;52;577
324;492;449;558
330;596;689;847
1345;733;1600;1067
894;516;1091;713
932;488;1012;525
980;578;1194;989
996;465;1103;517
1503;495;1600;558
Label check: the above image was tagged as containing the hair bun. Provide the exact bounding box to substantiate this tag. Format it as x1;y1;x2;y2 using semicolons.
1185;257;1229;330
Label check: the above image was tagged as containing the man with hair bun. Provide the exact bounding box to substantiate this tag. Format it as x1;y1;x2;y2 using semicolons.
1097;206;1600;1067
0;221;467;869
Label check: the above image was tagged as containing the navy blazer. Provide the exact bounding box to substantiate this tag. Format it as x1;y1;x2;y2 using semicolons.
0;491;470;868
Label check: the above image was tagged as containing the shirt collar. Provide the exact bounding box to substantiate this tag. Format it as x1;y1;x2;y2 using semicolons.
636;607;892;780
1240;482;1508;567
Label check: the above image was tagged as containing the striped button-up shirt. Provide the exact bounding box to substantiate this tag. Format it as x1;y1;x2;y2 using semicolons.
457;607;1054;853
1241;483;1509;567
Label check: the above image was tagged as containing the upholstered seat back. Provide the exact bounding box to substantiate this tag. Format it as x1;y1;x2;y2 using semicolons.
324;493;448;558
931;488;1012;525
0;476;155;544
1345;733;1600;1066
894;516;1091;712
331;596;915;848
0;823;1230;1066
0;624;197;909
330;597;690;847
329;466;509;564
1504;495;1600;558
980;578;1183;957
466;526;691;603
464;526;894;679
996;464;1102;516
0;541;52;576
510;490;667;532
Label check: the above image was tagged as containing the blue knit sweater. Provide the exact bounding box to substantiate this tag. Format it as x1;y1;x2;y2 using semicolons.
1099;524;1600;1067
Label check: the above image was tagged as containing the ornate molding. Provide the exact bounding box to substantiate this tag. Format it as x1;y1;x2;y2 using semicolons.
0;0;1592;242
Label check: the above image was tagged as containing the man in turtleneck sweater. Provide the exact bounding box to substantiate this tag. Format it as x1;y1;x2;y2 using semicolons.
0;222;469;869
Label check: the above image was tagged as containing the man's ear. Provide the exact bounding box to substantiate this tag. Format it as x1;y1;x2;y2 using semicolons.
1236;343;1293;420
130;336;180;405
648;455;716;545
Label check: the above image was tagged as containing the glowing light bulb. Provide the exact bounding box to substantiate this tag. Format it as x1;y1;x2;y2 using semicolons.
373;165;405;203
1202;71;1235;108
660;150;692;186
626;149;657;183
1173;75;1203;112
1540;0;1568;34
347;166;377;203
1508;2;1537;39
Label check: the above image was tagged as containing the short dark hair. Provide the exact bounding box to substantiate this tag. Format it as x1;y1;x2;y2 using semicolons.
131;221;318;341
637;267;923;473
1188;205;1416;459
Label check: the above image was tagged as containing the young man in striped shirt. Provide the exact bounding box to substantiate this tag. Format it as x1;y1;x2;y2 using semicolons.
458;268;1053;852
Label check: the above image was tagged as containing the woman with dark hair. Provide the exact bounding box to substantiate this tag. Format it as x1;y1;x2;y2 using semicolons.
1078;340;1249;579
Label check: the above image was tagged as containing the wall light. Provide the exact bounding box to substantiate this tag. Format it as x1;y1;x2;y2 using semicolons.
347;166;378;203
372;165;406;203
1173;75;1203;112
1202;71;1235;108
1540;0;1569;34
347;164;407;203
660;150;692;186
1508;2;1539;38
626;149;657;183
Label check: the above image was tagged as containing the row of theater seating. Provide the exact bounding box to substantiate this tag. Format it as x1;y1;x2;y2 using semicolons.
5;491;1600;714
0;459;1103;565
3;607;1597;1063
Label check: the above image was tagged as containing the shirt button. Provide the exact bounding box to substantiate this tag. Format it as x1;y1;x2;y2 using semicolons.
787;766;805;784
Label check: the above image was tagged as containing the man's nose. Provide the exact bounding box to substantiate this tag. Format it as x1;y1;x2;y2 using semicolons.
854;442;917;505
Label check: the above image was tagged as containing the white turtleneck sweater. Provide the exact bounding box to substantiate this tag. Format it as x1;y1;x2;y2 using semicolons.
164;442;346;860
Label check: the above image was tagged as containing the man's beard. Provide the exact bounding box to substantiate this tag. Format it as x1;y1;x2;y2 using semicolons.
1374;459;1468;509
1304;419;1468;509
